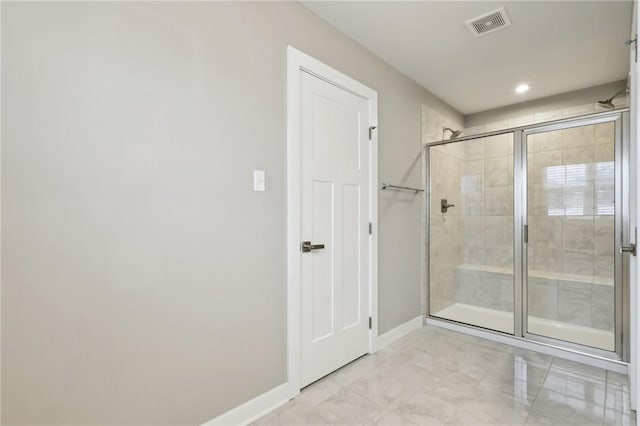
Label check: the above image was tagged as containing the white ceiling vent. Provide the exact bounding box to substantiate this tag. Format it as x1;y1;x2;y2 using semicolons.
466;7;511;38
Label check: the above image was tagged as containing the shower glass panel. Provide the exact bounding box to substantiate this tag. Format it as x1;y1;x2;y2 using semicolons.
525;122;618;351
428;133;515;334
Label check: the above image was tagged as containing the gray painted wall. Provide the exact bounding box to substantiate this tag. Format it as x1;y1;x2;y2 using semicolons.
1;2;461;424
465;80;628;128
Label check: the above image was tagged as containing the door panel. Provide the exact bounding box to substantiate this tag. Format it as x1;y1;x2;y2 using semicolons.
428;134;515;335
300;71;370;387
310;180;335;340
524;121;620;353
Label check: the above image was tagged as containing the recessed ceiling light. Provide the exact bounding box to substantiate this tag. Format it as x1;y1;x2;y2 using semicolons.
515;84;530;94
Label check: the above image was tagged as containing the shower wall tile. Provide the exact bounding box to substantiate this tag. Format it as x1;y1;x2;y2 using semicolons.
447;142;466;161
430;182;444;217
562;125;594;149
463;246;484;265
594;254;614;279
529;184;564;216
464;141;484;160
484;216;513;246
484;186;513;216
463;216;484;250
563;249;594;276
484;245;513;268
558;280;592;327
509;115;534;128
456;269;479;306
428;137;464;313
595;182;614;214
595;122;615;145
591;284;614;331
426;112;464;258
528;150;563;185
485;120;510;132
563;146;595;166
477;274;502;310
464;126;486;137
501;278;514;312
534;110;563;123
485;156;513;186
431;262;456;313
562;103;595;118
528;215;563;248
528;130;562;153
562;216;595;251
454;267;612;331
528;278;559;321
595;143;614;162
484;134;513;158
454;267;513;312
464;159;483;180
461;188;483;216
529;246;563;273
594;216;615;255
564;184;595;216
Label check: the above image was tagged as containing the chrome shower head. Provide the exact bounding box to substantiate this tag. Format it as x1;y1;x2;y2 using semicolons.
597;100;615;110
597;89;629;110
443;127;462;140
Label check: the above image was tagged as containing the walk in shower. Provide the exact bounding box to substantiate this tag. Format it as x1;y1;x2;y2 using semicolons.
426;109;630;361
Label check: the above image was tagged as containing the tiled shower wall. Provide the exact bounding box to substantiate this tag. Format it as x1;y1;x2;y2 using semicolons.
426;99;623;331
457;122;615;279
457;102;620;330
527;122;615;281
460;133;514;269
423;106;464;314
429;145;463;313
525;121;615;330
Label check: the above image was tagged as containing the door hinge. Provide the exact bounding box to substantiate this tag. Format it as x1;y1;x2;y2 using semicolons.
368;317;372;329
368;222;372;235
369;126;377;140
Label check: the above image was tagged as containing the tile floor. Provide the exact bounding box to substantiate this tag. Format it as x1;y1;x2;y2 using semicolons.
253;325;635;426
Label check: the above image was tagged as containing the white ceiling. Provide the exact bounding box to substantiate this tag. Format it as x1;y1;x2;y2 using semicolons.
301;1;632;115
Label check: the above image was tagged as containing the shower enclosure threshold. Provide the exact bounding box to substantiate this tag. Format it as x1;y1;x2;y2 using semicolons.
433;303;614;351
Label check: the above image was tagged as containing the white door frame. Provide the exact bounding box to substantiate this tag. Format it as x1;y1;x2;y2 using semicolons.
630;0;638;411
286;46;379;395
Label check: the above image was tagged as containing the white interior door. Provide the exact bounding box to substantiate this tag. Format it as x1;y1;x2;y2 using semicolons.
300;70;371;387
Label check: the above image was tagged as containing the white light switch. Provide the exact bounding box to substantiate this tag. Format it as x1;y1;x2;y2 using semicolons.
253;170;265;192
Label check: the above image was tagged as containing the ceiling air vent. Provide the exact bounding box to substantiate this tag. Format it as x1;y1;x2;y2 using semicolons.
466;7;511;38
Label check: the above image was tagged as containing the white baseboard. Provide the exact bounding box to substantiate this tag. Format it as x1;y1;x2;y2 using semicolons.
201;383;293;426
201;317;424;426
376;315;424;350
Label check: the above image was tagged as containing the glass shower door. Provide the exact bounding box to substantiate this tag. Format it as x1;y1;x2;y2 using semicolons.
428;133;515;334
524;118;622;353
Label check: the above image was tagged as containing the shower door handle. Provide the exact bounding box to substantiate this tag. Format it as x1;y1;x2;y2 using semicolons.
620;244;636;256
441;199;456;213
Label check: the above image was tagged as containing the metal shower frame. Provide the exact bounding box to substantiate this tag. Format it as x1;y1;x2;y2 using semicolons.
423;108;631;365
